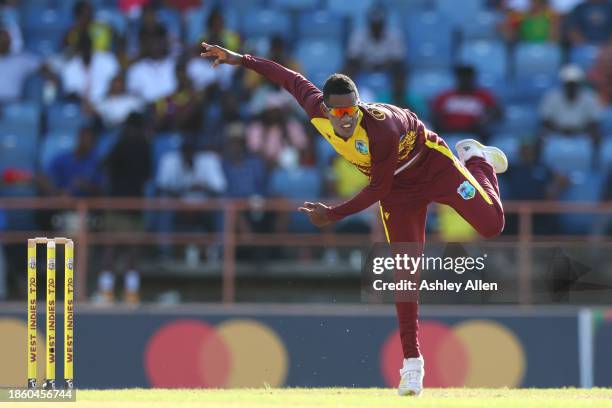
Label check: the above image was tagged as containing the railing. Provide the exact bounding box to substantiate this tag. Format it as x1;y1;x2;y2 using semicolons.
0;197;611;303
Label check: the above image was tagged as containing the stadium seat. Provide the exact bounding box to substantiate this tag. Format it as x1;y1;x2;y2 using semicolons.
95;8;127;35
0;131;37;173
356;72;392;103
23;74;45;103
295;40;344;86
298;11;345;40
600;107;612;136
558;170;605;234
185;5;241;44
407;69;454;102
435;0;484;26
23;8;68;55
325;0;375;26
458;40;507;81
496;104;539;138
506;75;558;105
47;103;85;133
459;10;502;41
489;133;520;164
569;45;600;72
514;43;561;79
157;8;182;40
94;130;121;161
152;133;182;177
0;102;41;137
39;131;77;171
316;137;336;168
269;167;322;232
406;12;453;69
542;135;594;174
601;137;612;169
241;9;291;38
270;0;319;10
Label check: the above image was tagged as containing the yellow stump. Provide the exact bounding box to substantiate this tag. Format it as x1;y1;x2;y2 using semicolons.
45;241;56;389
27;239;37;388
64;240;74;388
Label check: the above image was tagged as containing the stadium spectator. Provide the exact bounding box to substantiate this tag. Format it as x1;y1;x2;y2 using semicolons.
345;8;406;105
60;33;120;103
432;65;502;142
246;94;308;168
126;26;177;103
0;28;49;103
38;126;104;197
94;73;145;129
63;0;114;54
200;7;240;51
155;136;226;260
502;0;560;43
136;4;167;58
243;36;301;94
0;0;23;53
566;0;612;45
589;38;612;105
223;123;267;199
99;113;152;299
503;141;568;233
154;57;204;133
539;65;602;146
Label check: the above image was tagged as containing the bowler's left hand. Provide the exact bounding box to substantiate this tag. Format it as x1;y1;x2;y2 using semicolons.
298;202;333;228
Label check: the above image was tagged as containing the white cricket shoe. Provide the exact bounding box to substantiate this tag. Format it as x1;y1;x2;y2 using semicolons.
455;139;508;174
398;356;424;396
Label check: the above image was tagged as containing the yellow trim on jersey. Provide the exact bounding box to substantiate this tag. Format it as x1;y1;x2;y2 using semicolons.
311;111;371;174
379;205;390;243
424;139;493;205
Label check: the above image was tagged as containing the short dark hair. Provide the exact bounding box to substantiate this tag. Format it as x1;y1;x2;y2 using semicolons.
323;74;359;103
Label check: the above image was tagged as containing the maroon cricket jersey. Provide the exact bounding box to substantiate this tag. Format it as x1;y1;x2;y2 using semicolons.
241;55;430;221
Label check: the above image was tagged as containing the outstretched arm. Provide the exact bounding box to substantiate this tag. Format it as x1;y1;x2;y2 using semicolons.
201;42;323;118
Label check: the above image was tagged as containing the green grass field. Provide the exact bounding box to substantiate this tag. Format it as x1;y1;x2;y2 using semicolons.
17;388;612;408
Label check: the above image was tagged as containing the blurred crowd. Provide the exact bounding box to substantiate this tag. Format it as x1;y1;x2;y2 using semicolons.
2;0;612;299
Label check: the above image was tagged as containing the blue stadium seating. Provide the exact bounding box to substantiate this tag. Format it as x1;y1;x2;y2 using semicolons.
39;131;77;171
157;8;182;40
0;102;40;138
0;131;37;173
407;69;454;102
601;137;612;169
459;10;502;41
489;133;520;164
542;135;594;174
47;103;85;133
569;45;600;72
435;0;484;26
514;43;561;79
95;8;127;35
269;167;322;232
406;12;453;69
241;9;291;38
316;137;336;169
356;72;393;103
601;107;612;136
325;0;375;25
185;5;241;44
558;170;605;234
152;133;182;177
298;11;345;40
458;40;507;81
295;40;344;85
94;130;121;161
270;0;320;10
497;103;540;137
506;75;558;105
23;7;69;55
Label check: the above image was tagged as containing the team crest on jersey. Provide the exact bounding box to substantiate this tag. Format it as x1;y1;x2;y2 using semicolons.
355;140;369;154
457;181;476;200
366;106;386;120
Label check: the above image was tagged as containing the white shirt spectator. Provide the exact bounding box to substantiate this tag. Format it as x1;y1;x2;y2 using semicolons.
61;52;119;102
347;26;405;68
126;57;177;103
156;150;226;199
95;94;144;128
540;88;601;130
186;57;235;91
0;52;39;103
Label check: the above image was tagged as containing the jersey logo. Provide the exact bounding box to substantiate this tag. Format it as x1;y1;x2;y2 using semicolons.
457;181;476;200
366;106;386;120
384;212;390;220
355;140;369;154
